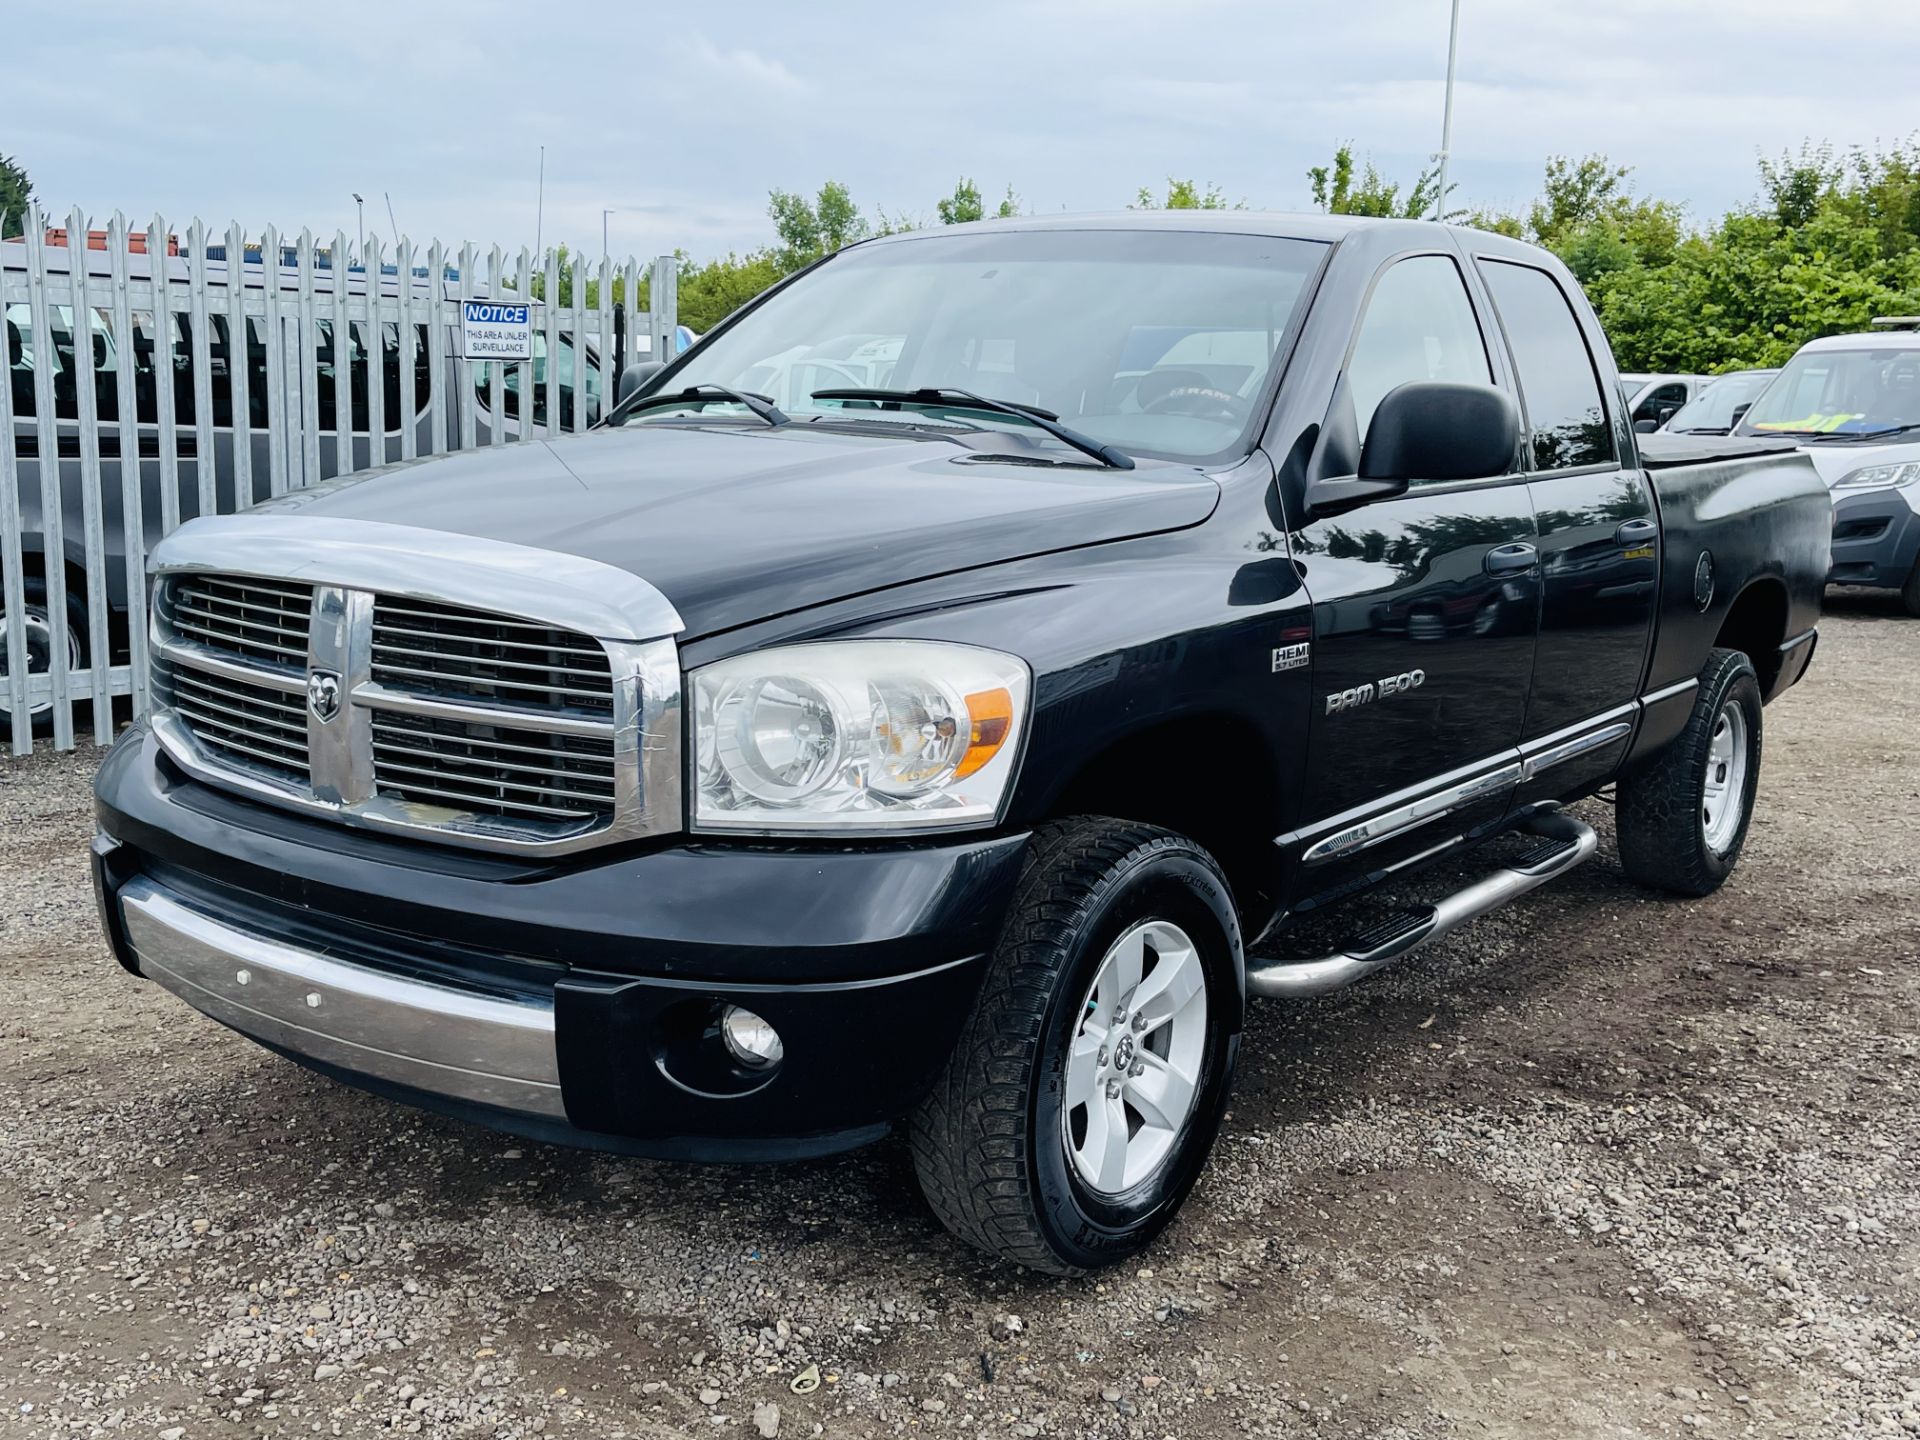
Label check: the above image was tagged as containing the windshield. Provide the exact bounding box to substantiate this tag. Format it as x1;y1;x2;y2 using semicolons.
1739;346;1920;438
1665;370;1776;432
627;228;1327;463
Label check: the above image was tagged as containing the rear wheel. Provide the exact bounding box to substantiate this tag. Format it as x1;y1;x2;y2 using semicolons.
0;576;87;740
910;818;1242;1274
1617;647;1762;897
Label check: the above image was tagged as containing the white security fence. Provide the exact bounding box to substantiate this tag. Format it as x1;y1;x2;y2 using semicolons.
1;206;678;756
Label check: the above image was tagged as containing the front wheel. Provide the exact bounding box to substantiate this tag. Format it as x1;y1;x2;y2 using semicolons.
1901;554;1920;618
0;576;87;740
910;818;1243;1274
1616;647;1763;897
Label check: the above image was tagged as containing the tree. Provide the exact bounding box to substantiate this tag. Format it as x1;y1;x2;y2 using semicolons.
673;249;785;332
1131;178;1238;210
1307;144;1441;220
768;180;869;273
937;178;1018;225
0;152;32;235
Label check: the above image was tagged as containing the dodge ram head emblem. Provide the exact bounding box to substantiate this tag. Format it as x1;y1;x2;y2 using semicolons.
307;669;343;724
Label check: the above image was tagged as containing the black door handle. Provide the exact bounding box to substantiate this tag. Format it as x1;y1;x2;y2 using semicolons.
1483;542;1538;576
1614;518;1658;545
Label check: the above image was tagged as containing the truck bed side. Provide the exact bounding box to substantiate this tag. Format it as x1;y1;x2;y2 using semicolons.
1637;433;1828;708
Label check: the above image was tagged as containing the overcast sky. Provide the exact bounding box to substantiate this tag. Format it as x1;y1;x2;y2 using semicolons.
8;0;1919;263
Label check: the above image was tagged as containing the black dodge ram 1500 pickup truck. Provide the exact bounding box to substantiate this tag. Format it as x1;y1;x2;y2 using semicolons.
91;213;1829;1273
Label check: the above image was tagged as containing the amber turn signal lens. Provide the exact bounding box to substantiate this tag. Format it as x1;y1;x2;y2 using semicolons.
954;686;1015;780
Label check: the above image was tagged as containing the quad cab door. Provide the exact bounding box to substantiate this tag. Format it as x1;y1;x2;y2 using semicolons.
1283;249;1541;910
1473;257;1656;804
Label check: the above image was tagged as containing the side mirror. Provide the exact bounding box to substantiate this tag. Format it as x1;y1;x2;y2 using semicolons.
1304;381;1520;519
1729;402;1752;427
1634;417;1660;434
617;360;664;405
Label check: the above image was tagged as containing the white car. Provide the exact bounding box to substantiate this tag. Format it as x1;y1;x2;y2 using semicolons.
1620;372;1712;432
1737;321;1920;614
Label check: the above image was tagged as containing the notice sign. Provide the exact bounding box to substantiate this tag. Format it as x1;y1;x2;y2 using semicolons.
460;300;533;360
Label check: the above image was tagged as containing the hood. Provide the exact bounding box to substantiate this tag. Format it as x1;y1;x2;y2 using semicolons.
1791;437;1920;489
260;423;1220;638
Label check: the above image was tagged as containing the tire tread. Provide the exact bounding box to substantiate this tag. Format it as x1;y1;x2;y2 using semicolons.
1617;647;1761;897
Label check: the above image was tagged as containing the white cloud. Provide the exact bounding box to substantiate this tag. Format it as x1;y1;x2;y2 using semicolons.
7;0;1918;260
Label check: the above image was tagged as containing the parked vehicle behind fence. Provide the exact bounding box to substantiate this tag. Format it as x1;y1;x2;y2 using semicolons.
90;211;1830;1273
1;227;681;741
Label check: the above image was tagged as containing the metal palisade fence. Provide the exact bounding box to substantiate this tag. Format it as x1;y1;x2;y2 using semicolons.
1;206;678;756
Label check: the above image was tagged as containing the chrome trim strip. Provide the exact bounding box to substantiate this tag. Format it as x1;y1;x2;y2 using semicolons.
150;514;685;642
154;633;306;694
1641;676;1699;707
1778;627;1817;655
351;681;618;739
1517;704;1638;783
308;585;372;805
1277;746;1523;853
1520;722;1632;782
614;636;684;837
120;877;564;1119
1300;760;1523;865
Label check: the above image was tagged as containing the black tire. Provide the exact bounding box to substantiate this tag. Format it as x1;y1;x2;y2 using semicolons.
0;575;88;741
910;817;1243;1274
1616;647;1763;897
1901;555;1920;618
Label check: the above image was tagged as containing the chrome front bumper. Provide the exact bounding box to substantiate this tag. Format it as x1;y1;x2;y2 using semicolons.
118;877;564;1118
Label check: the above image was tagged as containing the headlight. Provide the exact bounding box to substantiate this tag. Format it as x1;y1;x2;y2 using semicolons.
691;641;1030;834
1834;461;1920;489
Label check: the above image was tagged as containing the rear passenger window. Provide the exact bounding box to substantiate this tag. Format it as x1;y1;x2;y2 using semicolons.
1479;260;1616;470
1347;254;1491;445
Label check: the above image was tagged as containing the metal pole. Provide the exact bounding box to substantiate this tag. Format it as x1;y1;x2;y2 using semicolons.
1435;0;1461;221
535;146;545;258
352;192;364;264
602;209;614;262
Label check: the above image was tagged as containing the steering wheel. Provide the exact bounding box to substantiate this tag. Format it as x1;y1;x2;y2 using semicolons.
1136;368;1252;422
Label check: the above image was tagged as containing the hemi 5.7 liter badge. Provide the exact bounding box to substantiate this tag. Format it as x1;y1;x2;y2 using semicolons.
1271;643;1311;673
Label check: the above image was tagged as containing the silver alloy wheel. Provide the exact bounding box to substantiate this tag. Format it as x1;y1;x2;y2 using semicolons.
1700;700;1749;855
1062;918;1209;1196
0;605;77;720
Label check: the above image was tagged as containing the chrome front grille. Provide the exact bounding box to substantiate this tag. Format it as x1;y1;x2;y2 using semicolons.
370;709;618;823
145;527;683;857
163;573;312;672
153;654;311;785
371;598;615;716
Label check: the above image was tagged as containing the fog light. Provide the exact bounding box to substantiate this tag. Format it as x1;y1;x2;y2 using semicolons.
719;1005;783;1069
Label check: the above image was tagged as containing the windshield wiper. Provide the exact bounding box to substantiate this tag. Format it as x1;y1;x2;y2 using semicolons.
1842;421;1920;441
810;386;1135;470
619;384;788;428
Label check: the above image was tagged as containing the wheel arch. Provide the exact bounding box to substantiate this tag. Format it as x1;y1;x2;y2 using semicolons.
1713;576;1789;697
1032;711;1281;932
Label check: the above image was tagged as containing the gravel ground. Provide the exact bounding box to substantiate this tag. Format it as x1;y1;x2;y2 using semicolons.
1;590;1915;1440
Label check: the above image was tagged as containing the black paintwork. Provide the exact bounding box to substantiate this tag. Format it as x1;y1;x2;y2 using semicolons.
93;213;1832;1157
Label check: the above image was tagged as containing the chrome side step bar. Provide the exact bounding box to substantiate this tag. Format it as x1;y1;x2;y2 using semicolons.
1247;809;1599;1000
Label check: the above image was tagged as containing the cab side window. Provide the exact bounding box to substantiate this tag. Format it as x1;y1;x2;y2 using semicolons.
1347;254;1493;449
1479;260;1616;470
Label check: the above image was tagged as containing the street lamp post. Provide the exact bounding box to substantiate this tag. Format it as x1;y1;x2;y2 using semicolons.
1434;0;1462;221
352;192;365;266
